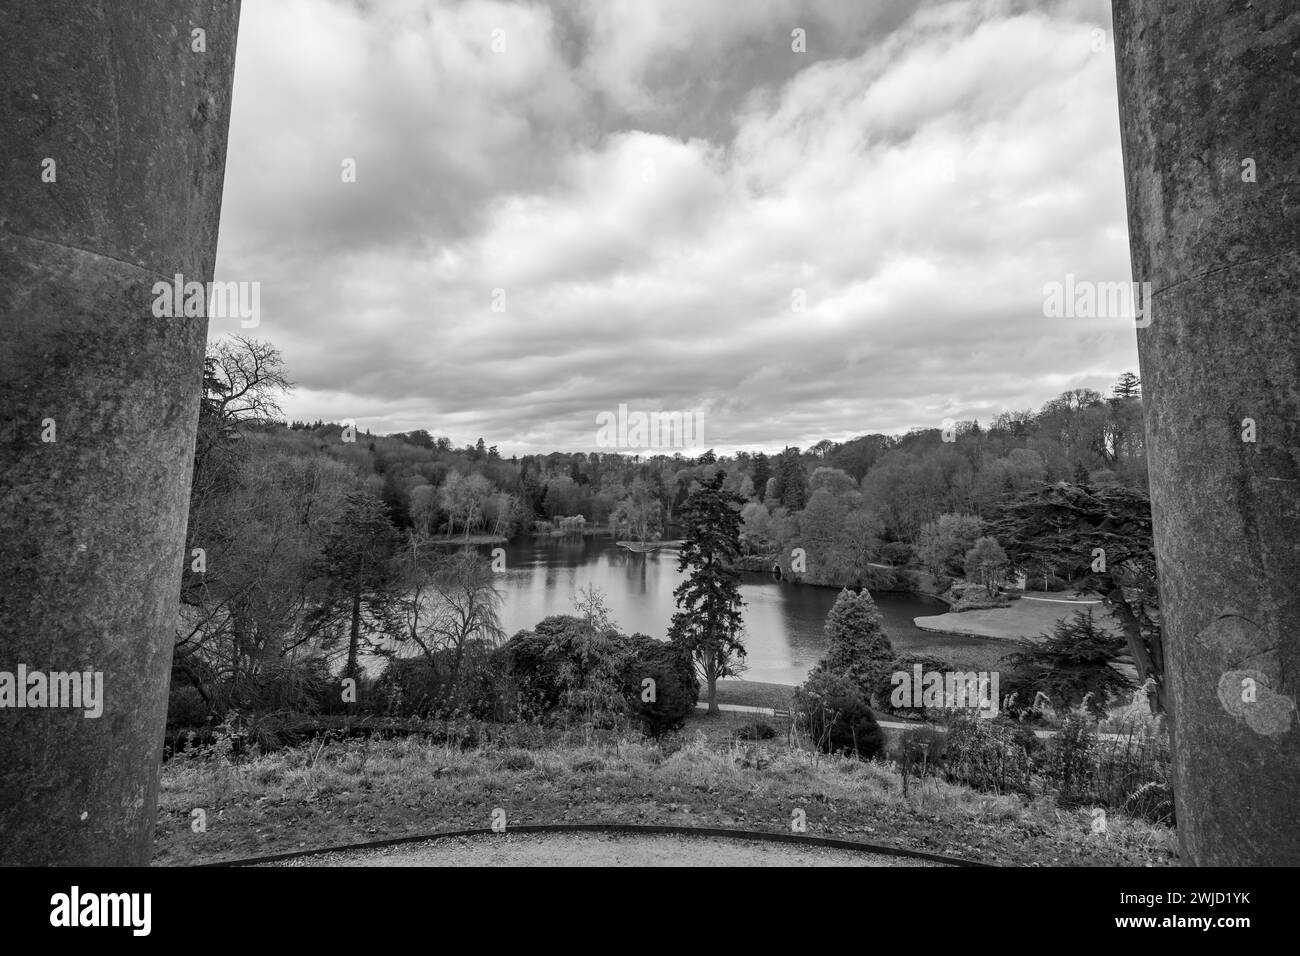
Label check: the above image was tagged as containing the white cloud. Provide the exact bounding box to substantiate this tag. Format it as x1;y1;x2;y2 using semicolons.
213;0;1136;454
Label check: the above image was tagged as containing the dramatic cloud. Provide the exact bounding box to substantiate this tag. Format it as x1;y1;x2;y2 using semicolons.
214;0;1137;455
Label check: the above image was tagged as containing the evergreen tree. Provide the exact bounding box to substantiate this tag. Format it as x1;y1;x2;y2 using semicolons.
1112;371;1141;398
989;482;1162;712
1004;609;1132;718
775;447;809;511
751;452;772;501
669;471;746;714
812;588;895;703
306;492;400;684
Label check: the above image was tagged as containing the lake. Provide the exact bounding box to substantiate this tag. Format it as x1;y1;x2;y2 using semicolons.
481;535;1014;686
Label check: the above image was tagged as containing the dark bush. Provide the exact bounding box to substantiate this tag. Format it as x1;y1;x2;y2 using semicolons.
869;653;953;716
736;721;778;741
498;618;673;726
879;541;915;567
794;670;883;760
498;625;569;716
372;656;446;716
621;634;699;737
166;683;211;729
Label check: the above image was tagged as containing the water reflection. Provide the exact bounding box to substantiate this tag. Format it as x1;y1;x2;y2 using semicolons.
468;535;981;686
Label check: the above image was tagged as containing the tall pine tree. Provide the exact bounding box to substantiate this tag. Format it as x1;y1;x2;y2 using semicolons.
307;491;400;685
1112;371;1141;398
809;587;895;704
751;452;772;501
669;471;746;714
774;447;809;511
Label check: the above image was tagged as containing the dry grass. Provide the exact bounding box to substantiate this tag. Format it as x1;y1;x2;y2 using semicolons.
154;714;1179;867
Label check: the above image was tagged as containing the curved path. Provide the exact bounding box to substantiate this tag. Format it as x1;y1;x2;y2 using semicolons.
255;831;952;867
218;825;980;868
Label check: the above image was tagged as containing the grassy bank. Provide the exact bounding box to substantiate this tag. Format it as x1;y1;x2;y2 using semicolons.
427;534;508;545
711;679;795;711
914;592;1122;643
155;710;1177;867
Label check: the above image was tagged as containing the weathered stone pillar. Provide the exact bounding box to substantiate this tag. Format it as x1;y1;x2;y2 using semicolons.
0;1;240;865
1112;1;1300;864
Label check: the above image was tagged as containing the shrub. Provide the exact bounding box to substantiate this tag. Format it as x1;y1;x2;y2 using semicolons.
736;721;778;741
498;617;664;726
794;670;884;760
879;541;915;567
621;634;699;737
938;711;1034;795
544;618;640;721
316;673;380;716
870;653;953;716
373;656;445;716
497;624;569;717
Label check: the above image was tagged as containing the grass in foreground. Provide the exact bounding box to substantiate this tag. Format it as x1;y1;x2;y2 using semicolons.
154;711;1178;867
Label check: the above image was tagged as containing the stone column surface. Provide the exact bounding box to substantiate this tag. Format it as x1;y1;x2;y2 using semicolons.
1112;0;1299;864
0;1;240;865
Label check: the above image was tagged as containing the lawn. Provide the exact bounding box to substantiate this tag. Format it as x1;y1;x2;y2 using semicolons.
914;592;1122;643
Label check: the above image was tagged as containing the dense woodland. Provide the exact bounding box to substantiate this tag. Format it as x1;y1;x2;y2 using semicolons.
173;336;1154;728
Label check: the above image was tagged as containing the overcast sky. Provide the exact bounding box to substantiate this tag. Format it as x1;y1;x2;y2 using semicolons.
213;0;1139;457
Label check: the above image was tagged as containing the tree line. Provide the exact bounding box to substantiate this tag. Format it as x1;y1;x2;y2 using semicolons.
173;336;1158;724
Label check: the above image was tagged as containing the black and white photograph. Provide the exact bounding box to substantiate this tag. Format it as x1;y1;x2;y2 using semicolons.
0;0;1295;931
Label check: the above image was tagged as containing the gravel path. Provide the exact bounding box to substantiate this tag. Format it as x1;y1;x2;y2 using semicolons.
258;832;950;867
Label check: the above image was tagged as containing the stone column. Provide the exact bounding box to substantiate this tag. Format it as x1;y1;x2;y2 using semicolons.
0;1;240;864
1112;1;1300;864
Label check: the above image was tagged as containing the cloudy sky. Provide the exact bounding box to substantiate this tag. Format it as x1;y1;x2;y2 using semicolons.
213;0;1139;456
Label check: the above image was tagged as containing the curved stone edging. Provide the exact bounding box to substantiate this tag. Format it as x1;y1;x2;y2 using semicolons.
201;823;990;868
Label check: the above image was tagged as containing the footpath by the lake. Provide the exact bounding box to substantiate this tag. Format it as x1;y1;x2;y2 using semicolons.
705;678;1146;742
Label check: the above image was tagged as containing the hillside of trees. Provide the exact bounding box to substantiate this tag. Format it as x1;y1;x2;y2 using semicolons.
174;336;1150;725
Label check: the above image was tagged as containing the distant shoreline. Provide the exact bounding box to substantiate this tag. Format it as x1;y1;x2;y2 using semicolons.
616;539;683;552
427;534;508;545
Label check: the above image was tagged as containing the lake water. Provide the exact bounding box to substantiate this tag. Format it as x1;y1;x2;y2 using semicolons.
480;535;1008;686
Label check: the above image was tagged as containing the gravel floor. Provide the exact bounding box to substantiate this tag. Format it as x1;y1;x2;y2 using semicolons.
257;832;950;867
